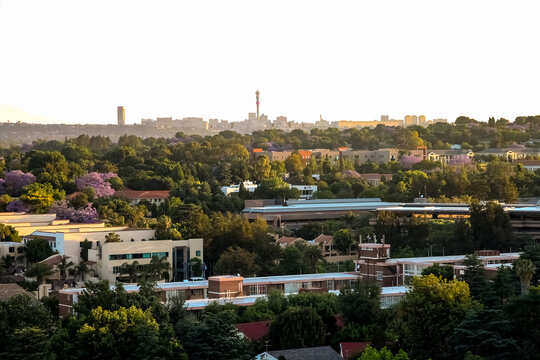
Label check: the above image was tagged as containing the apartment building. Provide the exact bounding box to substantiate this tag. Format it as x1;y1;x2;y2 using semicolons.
477;148;540;161
20;223;202;283
311;149;341;164
58;272;360;317
0;242;26;269
427;149;474;164
340;148;399;165
354;241;519;287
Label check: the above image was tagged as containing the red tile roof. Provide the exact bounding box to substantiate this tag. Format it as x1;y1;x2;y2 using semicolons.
516;160;540;166
234;321;272;341
313;234;333;244
340;342;370;360
297;150;312;158
115;189;170;200
277;236;303;246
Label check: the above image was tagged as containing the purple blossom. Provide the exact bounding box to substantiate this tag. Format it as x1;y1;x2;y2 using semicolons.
0;170;36;195
447;155;473;166
51;200;98;223
6;200;29;212
341;170;362;178
399;155;423;169
75;172;117;198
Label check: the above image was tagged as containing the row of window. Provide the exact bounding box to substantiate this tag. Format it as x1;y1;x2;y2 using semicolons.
109;252;168;260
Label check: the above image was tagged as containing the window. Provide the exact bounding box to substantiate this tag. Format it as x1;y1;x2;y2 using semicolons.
196;250;201;257
113;266;120;274
9;247;14;253
249;284;267;295
376;271;383;281
327;280;334;290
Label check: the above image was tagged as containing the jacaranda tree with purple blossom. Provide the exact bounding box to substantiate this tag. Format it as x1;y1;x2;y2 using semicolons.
51;200;98;223
0;170;36;196
6;199;29;212
447;155;473;167
399;155;423;170
75;172;118;198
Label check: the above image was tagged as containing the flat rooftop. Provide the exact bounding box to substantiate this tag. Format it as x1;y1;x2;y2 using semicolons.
59;273;359;294
242;199;536;215
242;199;399;214
388;252;520;265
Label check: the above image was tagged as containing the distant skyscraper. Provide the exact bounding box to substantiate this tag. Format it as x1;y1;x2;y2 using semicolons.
256;90;260;121
117;106;125;125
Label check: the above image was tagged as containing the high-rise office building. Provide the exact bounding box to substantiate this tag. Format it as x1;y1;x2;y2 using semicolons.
404;115;418;126
117;106;125;126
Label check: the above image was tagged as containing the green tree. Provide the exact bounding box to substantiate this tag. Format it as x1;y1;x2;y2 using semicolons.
73;305;185;360
146;256;170;281
421;263;454;281
515;258;536;296
333;228;354;255
154;215;182;240
254;155;272;181
181;312;252;360
57;256;74;281
0;294;54;357
359;346;410;360
461;254;487;300
0;326;54;360
215;247;259;276
485;159;518;202
20;182;65;213
0;194;12;211
74;261;91;282
25;263;55;285
25;238;53;263
0;224;20;242
285;152;305;175
452;309;522;360
393;274;479;360
469;201;514;251
104;232;121;243
268;306;326;349
120;261;141;283
254;177;300;200
189;257;203;278
337;280;381;326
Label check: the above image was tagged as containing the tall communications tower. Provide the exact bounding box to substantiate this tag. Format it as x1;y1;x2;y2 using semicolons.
255;90;260;121
117;106;125;126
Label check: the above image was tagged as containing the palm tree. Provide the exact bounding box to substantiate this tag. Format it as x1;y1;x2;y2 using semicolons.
120;261;140;283
105;233;121;243
146;256;170;280
74;262;91;282
58;256;74;281
515;259;536;296
25;263;54;285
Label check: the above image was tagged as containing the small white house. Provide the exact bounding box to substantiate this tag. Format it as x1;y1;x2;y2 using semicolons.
220;181;258;196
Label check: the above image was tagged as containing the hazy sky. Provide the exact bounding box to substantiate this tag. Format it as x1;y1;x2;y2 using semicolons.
1;1;539;125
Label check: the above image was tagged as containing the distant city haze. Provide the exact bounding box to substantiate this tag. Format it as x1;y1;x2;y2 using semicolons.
1;0;539;125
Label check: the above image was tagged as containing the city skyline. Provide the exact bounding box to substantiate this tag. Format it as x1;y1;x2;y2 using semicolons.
1;1;540;125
